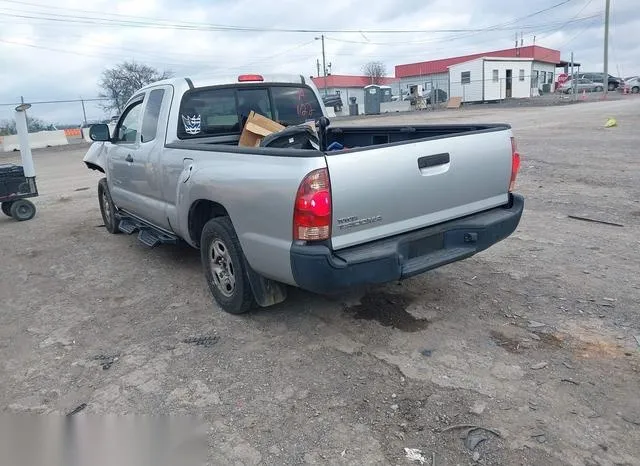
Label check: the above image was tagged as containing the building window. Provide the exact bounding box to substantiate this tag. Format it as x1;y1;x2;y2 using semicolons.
519;69;525;81
461;71;471;84
541;71;547;85
532;70;539;88
492;70;499;83
547;72;554;84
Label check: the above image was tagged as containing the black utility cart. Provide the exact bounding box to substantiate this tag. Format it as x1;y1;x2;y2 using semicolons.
1;102;39;222
0;163;38;221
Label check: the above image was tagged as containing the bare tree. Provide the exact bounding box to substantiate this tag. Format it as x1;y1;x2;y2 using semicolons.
98;61;173;114
0;116;54;136
362;61;387;85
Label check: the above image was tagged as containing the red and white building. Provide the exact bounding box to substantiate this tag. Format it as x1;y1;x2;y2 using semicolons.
395;46;564;103
310;75;398;107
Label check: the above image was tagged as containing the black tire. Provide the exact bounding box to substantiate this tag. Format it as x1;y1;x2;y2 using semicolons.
1;202;13;217
10;199;36;221
98;178;120;234
595;86;604;92
632;86;640;94
200;217;255;314
608;82;616;92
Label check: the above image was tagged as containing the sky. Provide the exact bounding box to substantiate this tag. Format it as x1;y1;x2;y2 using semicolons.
0;0;638;124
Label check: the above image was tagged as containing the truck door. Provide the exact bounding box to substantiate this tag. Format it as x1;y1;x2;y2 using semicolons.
133;86;173;229
109;95;144;214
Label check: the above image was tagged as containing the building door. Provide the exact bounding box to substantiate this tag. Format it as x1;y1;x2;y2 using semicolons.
506;69;513;98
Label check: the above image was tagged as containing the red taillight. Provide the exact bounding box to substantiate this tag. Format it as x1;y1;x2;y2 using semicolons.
509;137;521;192
294;168;331;241
238;74;264;82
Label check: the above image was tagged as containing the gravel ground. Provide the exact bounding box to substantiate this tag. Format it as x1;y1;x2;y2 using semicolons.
1;98;639;466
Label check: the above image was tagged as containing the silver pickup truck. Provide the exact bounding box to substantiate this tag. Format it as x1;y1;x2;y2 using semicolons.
84;73;524;314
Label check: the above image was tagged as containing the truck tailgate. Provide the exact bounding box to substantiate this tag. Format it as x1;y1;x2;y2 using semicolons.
326;129;513;250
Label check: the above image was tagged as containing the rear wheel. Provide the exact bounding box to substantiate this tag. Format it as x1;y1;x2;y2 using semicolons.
98;178;120;234
200;217;255;314
10;199;36;221
595;86;604;92
608;82;616;92
1;202;13;217
632;86;640;94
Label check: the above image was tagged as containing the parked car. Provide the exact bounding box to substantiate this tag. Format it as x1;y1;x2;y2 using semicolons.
83;73;523;314
321;94;343;112
622;76;640;94
570;73;622;91
558;78;604;94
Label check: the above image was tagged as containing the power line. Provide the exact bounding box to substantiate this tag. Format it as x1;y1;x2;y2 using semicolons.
0;0;582;34
325;14;600;47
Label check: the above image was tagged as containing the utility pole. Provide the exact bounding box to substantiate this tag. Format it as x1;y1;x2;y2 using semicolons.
80;98;87;126
314;35;328;95
603;0;611;98
321;34;327;95
316;59;321;78
571;51;576;101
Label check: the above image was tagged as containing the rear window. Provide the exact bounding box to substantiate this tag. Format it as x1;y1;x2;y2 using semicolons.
178;85;322;139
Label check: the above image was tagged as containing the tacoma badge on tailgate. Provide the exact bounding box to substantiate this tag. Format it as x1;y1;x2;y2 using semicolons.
337;215;383;230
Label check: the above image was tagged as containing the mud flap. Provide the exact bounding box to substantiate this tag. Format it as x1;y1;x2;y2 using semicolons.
243;257;288;307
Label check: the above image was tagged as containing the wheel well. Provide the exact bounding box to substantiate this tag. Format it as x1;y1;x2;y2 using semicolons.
188;200;229;247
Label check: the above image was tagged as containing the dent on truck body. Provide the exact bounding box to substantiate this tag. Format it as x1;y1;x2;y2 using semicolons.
83;142;107;173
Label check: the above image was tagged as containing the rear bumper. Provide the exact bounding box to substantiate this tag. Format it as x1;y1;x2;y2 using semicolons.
290;193;524;294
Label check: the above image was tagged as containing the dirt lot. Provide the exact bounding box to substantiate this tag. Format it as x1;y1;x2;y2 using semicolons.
1;99;639;465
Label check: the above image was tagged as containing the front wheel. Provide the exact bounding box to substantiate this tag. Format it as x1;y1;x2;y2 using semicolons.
595;86;604;92
1;202;13;217
98;178;120;234
608;83;616;91
10;199;36;221
200;217;255;314
632;86;640;94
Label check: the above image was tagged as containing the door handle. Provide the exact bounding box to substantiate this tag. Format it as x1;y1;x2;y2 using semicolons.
125;154;134;163
418;153;450;169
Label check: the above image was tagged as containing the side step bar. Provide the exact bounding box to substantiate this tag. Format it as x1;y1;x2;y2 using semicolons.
117;216;178;248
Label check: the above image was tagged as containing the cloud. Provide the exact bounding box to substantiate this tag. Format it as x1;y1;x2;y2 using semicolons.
0;0;638;123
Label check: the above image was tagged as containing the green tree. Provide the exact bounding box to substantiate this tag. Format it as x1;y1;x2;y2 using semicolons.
98;61;173;114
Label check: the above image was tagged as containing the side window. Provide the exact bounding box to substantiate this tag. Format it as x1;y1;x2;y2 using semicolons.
141;89;165;143
178;88;238;139
519;69;525;81
492;70;499;83
270;86;322;125
237;88;272;122
461;71;471;84
115;100;143;143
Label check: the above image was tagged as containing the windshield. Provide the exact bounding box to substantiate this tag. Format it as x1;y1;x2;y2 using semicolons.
178;84;323;139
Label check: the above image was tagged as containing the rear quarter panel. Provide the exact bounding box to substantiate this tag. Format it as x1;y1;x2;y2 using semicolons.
173;148;327;285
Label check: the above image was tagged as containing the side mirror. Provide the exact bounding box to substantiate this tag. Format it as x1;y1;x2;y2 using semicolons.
89;124;111;142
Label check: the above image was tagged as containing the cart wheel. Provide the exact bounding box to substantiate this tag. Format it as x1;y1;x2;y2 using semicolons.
1;202;13;217
10;199;36;221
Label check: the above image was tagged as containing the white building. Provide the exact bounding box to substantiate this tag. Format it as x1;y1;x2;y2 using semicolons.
395;45;563;103
310;75;398;108
449;57;535;102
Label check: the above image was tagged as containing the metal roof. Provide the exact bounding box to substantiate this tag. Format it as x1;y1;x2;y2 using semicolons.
395;46;561;78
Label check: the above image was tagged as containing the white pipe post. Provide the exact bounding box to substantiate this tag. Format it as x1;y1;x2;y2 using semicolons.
15;109;35;178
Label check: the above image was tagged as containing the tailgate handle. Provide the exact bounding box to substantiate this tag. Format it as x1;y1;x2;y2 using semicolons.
418;153;450;169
